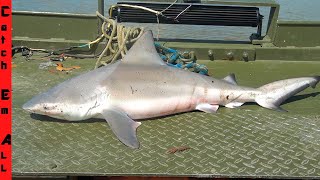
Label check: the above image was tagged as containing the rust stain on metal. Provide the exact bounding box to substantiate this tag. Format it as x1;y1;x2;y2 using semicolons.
166;146;191;154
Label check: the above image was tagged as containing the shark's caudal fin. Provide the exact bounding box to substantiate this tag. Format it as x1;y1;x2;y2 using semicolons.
255;76;320;111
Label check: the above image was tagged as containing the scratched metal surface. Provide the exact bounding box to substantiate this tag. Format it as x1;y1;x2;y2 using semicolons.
12;57;320;178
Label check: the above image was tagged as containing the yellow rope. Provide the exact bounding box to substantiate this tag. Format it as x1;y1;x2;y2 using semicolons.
88;34;104;49
94;11;144;68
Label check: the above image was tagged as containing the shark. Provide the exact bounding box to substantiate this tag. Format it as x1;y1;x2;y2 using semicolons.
23;30;320;148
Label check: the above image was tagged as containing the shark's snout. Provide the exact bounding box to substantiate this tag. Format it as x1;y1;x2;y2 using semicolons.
22;98;62;117
22;100;37;113
22;101;31;110
22;93;48;113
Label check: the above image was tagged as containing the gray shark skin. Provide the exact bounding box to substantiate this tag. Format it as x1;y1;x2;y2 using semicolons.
23;31;320;148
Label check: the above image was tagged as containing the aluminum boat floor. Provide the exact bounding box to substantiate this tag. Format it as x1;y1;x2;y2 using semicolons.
12;57;320;178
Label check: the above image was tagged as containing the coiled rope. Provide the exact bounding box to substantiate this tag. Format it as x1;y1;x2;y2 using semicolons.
155;43;209;75
93;11;145;68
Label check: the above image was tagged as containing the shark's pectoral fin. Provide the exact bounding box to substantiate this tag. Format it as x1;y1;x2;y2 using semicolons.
101;109;141;149
196;103;219;113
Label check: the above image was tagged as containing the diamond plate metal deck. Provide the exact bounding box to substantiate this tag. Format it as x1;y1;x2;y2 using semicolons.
12;58;320;178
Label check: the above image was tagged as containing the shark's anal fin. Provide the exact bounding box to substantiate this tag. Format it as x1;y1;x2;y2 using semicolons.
196;104;219;113
101;109;141;149
225;102;244;108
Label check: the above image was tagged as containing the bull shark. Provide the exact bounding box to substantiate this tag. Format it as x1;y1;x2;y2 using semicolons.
23;30;320;148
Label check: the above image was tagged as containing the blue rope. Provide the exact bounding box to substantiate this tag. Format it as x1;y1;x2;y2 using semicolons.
155;42;208;75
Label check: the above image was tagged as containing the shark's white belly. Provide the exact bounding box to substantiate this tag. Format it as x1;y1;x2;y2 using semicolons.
116;96;197;119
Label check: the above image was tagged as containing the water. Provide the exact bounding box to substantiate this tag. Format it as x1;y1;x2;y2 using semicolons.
12;0;320;41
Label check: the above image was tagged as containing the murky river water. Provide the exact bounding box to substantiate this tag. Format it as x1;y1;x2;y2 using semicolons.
12;0;320;40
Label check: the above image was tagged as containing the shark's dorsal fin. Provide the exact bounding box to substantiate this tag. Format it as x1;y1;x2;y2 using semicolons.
121;30;166;66
223;73;237;85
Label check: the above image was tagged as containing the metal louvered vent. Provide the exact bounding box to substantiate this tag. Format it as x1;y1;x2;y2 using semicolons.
110;1;263;28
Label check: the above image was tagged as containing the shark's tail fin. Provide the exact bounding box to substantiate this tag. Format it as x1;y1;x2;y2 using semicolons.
255;76;320;111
